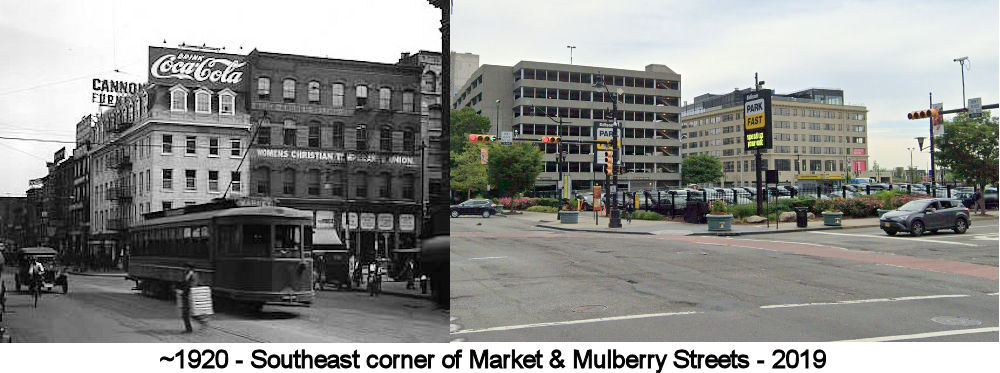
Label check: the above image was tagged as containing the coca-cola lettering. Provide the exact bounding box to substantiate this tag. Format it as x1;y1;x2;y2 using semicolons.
150;53;245;85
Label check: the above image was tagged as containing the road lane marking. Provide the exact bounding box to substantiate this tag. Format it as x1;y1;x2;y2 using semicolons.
760;294;969;309
808;231;979;247
451;311;700;335
834;327;999;342
467;256;507;260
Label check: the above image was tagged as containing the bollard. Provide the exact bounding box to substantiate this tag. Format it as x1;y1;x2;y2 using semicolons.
669;191;677;218
866;184;871;195
816;186;822;199
731;188;739;205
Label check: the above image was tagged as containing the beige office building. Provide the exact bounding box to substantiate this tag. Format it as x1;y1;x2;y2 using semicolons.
680;88;869;188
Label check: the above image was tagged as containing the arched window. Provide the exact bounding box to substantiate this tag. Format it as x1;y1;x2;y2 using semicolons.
308;81;321;103
355;85;368;108
355;171;368;198
332;83;344;107
356;124;368;150
331;122;344;148
380;126;392;151
257;77;270;99
379;173;392;199
379;87;391;110
253;167;270;194
402;90;415;112
194;89;211;113
307;169;320;195
170;86;188;111
402;174;415;200
422;72;436;92
282;168;296;195
219;89;235;115
403;129;415;152
283;79;296;102
327;170;345;197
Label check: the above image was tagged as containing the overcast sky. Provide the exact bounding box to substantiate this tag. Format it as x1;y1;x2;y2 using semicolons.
453;0;999;174
0;0;440;196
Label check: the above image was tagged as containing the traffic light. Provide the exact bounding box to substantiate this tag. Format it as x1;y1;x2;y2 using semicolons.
907;108;940;120
541;136;561;144
468;133;497;143
604;151;614;176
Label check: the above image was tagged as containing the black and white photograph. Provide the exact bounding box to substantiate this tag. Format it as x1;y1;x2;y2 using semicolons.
0;0;449;343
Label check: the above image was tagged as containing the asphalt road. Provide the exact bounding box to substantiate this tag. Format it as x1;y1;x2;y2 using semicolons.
450;214;998;341
0;272;447;342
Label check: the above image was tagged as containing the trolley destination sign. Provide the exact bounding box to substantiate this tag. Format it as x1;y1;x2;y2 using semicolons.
743;89;773;150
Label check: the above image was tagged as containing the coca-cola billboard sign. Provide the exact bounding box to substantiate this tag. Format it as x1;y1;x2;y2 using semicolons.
148;46;246;90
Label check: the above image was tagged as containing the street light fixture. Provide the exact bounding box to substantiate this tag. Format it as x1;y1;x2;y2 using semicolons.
953;56;969;108
592;77;623;228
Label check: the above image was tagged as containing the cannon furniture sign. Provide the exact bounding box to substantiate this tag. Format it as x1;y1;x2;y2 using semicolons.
743;90;773;150
92;78;142;106
148;46;246;90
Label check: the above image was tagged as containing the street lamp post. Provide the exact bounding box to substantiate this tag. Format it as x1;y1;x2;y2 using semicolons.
907;147;915;183
495;99;501;137
530;106;566;210
953;57;969;108
593;78;622;228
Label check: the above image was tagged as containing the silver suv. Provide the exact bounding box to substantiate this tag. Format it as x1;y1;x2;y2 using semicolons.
879;198;970;237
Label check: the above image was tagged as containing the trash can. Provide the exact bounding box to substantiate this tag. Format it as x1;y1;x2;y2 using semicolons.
794;207;809;228
558;211;579;224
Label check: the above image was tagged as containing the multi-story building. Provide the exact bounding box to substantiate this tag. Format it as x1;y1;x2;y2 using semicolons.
68;115;92;261
0;196;28;250
42;148;74;253
453;61;683;190
245;49;425;263
680;88;869;188
88;46;252;264
398;51;444;221
449;52;479;101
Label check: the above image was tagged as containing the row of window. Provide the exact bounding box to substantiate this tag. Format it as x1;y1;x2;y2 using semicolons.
257;77;420;112
160;135;243;157
512;87;679;106
682;110;867;128
169;86;236;115
512;105;679;123
255;122;417;152
514;68;679;90
517;123;679;142
541;161;679;174
131;224;305;259
161;169;243;193
252;167;416;200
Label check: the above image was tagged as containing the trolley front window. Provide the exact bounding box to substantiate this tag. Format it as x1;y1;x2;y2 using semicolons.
242;224;270;257
274;225;302;258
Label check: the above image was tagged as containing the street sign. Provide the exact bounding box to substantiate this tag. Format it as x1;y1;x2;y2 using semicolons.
595;127;614;150
969;97;982;118
479;148;488;164
931;103;944;137
500;131;513;145
743;90;773;150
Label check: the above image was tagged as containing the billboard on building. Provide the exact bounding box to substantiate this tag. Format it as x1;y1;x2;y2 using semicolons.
148;46;247;91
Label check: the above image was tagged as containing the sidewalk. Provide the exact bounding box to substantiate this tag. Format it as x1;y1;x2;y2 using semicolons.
68;270;127;277
534;210;998;236
345;280;431;300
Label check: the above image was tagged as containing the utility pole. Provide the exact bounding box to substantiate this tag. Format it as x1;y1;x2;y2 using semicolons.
928;92;936;197
567;45;576;65
754;73;764;216
907;147;915;183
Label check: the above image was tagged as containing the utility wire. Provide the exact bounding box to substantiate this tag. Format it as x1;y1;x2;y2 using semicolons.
0;70;117;97
222;111;267;199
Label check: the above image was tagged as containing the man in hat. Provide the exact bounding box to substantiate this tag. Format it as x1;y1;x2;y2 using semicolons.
180;263;205;333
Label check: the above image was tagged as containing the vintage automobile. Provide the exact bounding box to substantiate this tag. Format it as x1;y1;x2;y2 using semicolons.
14;247;68;294
312;249;352;290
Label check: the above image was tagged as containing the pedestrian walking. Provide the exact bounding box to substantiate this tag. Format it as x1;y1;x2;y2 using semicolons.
625;199;634;223
180;264;207;333
973;189;984;214
405;258;416;290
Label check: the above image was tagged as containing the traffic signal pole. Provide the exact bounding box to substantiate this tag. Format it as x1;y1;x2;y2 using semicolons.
929;92;936;197
906;100;998;195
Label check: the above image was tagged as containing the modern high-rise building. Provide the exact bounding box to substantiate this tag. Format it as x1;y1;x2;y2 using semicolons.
449;52;479;101
680;88;869;188
453;61;683;191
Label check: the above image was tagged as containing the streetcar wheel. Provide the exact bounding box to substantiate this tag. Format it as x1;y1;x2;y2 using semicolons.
450;210;459;218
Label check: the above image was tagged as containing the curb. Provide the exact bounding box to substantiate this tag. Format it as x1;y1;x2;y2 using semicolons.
535;223;655;235
68;271;127;278
688;223;881;237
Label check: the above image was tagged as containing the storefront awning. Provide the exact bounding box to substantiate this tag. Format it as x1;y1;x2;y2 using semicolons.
313;229;343;246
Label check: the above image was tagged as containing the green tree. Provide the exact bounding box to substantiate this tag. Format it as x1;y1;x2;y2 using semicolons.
937;111;999;215
450;107;492;156
450;143;489;200
487;142;543;199
681;154;724;185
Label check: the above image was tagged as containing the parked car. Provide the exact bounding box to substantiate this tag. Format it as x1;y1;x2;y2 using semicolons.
14;247;68;294
879;198;970;237
450;199;500;218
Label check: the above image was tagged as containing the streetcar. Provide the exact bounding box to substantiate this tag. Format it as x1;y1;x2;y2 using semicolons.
128;202;315;311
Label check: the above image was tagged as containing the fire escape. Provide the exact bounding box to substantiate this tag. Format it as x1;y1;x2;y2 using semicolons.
106;119;133;233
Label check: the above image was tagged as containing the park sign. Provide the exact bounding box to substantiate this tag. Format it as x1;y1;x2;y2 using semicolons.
743;89;773;150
